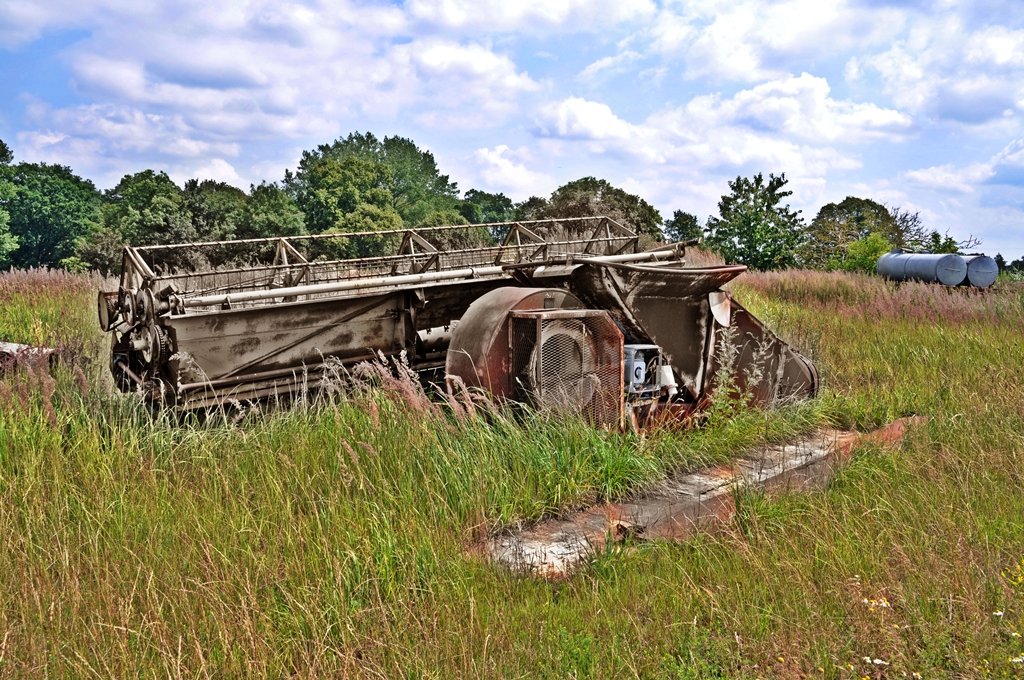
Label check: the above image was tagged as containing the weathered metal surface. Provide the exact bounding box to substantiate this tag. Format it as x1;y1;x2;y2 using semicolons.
963;254;999;289
98;215;817;414
877;251;968;286
446;288;582;399
482;417;922;578
570;261;817;405
0;341;58;367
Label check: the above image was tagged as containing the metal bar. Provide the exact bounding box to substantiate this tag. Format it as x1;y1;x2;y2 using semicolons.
177;250;680;309
152;234;637;283
136;216;629;252
124;247;157;280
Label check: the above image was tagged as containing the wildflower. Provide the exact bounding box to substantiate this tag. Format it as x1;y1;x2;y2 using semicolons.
862;596;891;610
777;657;785;663
912;673;923;679
872;658;890;666
1010;655;1024;664
994;610;1005;617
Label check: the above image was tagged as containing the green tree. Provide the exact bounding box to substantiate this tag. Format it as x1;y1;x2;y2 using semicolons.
664;210;702;242
101;170;193;246
3;163;101;268
237;182;305;240
517;177;663;239
887;206;928;249
802;196;894;268
182;179;247;242
925;230;960;254
290;154;395;235
0;175;18;268
704;173;804;271
324;203;404;259
994;253;1006;271
287;132;459;229
459;189;515;224
513;196;548;220
836;232;893;273
75;170;194;272
0;138;12;165
416;207;495;251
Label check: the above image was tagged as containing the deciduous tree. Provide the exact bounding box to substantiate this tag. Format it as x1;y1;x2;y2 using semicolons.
237;182;305;240
663;210;702;242
182;179;247;242
3;163;101;268
802;196;894;269
517;177;663;239
459;189;515;224
287;132;459;230
704;173;804;270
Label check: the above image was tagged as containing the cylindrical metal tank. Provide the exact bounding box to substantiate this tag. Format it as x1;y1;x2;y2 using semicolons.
962;255;998;288
876;251;967;286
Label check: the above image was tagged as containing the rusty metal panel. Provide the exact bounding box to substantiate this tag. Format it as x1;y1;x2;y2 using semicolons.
167;292;406;386
509;309;624;427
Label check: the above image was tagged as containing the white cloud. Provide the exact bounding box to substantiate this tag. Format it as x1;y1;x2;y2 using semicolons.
685;73;913;142
862;14;1024;124
902;162;994;192
406;0;656;33
965;27;1024;69
533;75;907;177
534;98;638;142
470;145;555;198
902;138;1024;192
637;0;906;82
579;51;643;80
172;158;247;188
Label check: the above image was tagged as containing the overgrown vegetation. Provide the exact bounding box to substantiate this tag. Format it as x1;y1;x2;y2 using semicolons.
5;133;1018;277
1;269;1022;676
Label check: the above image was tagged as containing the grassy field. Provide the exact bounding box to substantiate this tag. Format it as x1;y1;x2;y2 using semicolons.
0;268;1022;678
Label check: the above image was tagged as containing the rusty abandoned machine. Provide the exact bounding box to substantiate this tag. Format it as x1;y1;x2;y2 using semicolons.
98;217;817;425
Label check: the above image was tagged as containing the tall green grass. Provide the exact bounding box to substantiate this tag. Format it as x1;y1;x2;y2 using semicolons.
1;269;1022;677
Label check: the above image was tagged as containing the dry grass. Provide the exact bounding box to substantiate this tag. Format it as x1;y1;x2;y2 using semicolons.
0;268;1022;677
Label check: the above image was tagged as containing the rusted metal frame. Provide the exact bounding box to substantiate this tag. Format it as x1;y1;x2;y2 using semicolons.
164;234;638;295
218;293;394;379
134;217;615;253
493;222;546;265
123;246;157;284
393;230;441;275
179;250;681;309
582;220;610;255
275;238;309;287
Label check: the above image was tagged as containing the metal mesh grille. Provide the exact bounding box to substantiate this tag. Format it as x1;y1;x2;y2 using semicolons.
510;310;624;428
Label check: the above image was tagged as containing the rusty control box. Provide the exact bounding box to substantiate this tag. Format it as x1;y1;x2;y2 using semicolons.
98;216;817;425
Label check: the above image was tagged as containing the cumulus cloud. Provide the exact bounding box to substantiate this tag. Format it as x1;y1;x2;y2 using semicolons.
862;14;1024;124
533;75;907;176
470;145;555;198
902;138;1024;192
406;0;656;33
534;98;638;141
683;73;913;142
172;158;247;188
634;0;906;82
578;51;643;80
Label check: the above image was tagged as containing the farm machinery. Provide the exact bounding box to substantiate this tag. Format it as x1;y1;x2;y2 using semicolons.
97;217;817;426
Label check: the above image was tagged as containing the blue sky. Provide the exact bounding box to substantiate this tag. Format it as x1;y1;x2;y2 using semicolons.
1;0;1022;259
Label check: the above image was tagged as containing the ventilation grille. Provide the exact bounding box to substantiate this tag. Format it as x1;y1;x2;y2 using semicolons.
510;309;624;427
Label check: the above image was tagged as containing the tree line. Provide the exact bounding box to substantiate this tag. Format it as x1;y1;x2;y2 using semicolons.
0;134;1017;275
